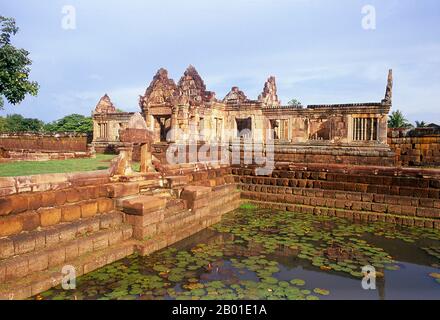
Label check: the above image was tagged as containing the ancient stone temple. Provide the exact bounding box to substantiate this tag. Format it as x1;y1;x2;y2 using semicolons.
93;66;393;166
5;67;440;301
92;95;134;153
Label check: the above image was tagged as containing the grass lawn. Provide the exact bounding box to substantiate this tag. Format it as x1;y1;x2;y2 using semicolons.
0;154;119;177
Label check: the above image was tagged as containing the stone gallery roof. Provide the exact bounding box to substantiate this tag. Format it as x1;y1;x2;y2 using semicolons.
307;102;384;109
223;87;248;105
136;66;392;111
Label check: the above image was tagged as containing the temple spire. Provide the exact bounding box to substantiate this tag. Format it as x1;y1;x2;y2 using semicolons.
258;76;281;107
382;69;393;105
94;94;117;114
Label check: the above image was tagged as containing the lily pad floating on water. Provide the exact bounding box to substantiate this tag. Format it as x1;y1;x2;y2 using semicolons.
290;279;306;286
262;277;278;285
313;288;330;296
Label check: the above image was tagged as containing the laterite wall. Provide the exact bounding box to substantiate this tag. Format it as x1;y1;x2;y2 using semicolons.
388;128;440;167
0;133;90;153
233;163;440;229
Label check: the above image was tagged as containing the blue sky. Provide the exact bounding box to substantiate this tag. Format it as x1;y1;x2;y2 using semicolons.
1;0;439;123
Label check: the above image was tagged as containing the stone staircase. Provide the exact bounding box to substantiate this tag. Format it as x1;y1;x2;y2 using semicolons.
235;164;440;229
0;180;138;299
119;182;241;257
0;169;240;299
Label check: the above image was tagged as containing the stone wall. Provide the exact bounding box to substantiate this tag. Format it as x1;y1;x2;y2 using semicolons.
273;144;395;166
0;133;90;152
121;183;241;256
3;150;440;300
0;170;134;299
0;133;92;162
388;128;440;167
234;163;440;230
0;166;239;299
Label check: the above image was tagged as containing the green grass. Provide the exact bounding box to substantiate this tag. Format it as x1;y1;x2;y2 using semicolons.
0;154;118;177
239;203;258;210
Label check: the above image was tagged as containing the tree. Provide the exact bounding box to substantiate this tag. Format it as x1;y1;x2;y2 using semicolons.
44;114;93;134
388;110;412;129
0;116;6;132
415;121;427;128
0;16;39;109
1;114;44;132
288;99;302;107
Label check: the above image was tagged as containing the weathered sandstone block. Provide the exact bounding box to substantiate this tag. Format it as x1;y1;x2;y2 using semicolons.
61;205;81;222
81;201;98;218
97;198;115;214
122;196;166;216
107;182;139;198
39;207;62;227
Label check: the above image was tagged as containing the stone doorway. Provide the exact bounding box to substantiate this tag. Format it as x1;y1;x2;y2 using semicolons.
154;116;171;142
236;117;252;139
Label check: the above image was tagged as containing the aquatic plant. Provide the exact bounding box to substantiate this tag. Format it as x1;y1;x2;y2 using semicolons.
34;207;440;300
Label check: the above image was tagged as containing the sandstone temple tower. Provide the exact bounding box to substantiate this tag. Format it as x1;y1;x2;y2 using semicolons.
92;66;393;165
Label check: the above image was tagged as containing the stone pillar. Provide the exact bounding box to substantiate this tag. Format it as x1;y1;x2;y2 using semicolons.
354;118;358;141
347;115;353;142
192;107;200;142
362;118;367;141
378;115;388;144
170;107;179;143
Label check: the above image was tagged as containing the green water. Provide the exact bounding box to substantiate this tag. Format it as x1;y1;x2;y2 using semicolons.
36;205;440;300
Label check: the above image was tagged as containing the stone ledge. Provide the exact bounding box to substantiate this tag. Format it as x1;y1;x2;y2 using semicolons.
247;200;440;230
0;171;110;197
0;240;135;300
121;195;167;216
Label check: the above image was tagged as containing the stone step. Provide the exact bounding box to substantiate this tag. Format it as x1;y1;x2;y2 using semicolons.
0;222;133;283
240;185;440;219
0;211;123;260
0;240;136;300
132;195;240;242
130;208;196;240
235;173;440;199
135;220;205;256
164;199;187;219
149;189;173;198
247;200;440;230
240;182;440;210
159;210;196;232
120;195;167;216
138;178;162;191
135;209;233;257
0;183;110;217
164;175;190;188
0;197;115;238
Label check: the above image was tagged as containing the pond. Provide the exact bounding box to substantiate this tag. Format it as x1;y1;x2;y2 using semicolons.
35;205;440;300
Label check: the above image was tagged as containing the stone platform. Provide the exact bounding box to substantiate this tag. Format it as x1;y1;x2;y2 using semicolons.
0;166;240;299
